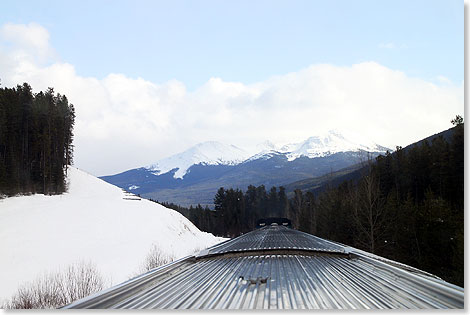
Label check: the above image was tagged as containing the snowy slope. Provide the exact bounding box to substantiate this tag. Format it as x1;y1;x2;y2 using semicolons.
245;130;387;162
254;140;278;153
145;130;386;180
279;129;386;161
244;141;280;161
144;132;387;180
147;141;250;179
0;167;224;303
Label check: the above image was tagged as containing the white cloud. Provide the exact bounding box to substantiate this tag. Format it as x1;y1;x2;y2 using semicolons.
0;23;464;176
0;22;55;63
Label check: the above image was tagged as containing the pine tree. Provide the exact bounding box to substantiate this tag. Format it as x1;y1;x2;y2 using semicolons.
0;83;74;196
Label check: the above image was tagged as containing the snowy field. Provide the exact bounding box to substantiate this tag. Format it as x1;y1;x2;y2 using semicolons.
0;167;224;304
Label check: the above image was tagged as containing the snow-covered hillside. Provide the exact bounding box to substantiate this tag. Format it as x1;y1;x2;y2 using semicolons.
0;167;224;303
245;129;386;164
144;131;388;180
279;129;387;161
147;141;250;179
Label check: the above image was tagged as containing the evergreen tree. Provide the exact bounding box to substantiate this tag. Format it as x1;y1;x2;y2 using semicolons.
0;83;75;196
277;186;289;218
267;186;279;217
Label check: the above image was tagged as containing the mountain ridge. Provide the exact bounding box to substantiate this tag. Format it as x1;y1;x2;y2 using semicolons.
141;129;389;180
282;126;459;197
101;130;390;207
146;141;250;179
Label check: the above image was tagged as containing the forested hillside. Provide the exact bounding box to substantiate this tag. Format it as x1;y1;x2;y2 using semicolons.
0;83;75;196
163;119;464;286
283;126;457;197
293;119;464;286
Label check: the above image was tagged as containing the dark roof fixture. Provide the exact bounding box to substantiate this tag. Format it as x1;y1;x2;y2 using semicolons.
256;217;291;228
64;225;464;309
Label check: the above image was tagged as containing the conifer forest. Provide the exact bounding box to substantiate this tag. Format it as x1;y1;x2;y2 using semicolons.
0;83;75;196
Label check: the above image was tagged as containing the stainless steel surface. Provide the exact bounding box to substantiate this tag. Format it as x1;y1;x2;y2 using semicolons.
206;225;345;254
64;226;464;309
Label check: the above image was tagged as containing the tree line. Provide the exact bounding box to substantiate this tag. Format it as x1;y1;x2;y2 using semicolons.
159;118;463;286
153;185;290;237
304;119;464;286
0;83;75;196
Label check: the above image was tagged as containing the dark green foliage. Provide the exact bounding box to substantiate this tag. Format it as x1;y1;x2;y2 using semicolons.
308;123;463;286
451;115;463;126
154;185;289;238
0;83;75;196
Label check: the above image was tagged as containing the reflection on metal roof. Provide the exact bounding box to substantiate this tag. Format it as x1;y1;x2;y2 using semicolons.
206;226;345;254
64;226;464;309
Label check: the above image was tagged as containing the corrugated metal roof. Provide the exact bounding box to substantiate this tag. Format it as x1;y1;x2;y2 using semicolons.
64;226;464;309
205;225;345;254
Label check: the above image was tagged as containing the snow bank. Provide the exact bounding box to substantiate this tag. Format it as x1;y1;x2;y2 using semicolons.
0;167;224;303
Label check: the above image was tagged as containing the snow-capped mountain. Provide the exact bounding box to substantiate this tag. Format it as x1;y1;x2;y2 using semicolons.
147;141;250;179
278;129;387;161
101;130;390;207
245;140;280;162
145;130;387;179
255;140;278;153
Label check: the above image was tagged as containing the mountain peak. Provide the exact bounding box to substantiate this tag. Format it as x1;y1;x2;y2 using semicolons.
280;129;386;161
194;141;227;149
147;141;250;179
145;131;389;179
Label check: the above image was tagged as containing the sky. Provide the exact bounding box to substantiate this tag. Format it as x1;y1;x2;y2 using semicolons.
0;0;464;176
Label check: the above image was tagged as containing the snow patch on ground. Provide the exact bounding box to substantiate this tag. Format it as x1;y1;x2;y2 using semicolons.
0;167;224;303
